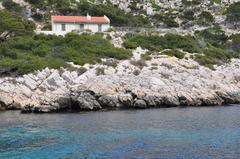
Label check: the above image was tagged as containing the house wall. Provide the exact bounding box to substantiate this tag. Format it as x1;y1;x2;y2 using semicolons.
52;22;110;33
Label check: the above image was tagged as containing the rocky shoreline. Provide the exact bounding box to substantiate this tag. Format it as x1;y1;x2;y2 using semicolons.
0;51;240;113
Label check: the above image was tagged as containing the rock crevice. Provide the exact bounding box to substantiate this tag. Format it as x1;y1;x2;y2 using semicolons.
0;57;240;113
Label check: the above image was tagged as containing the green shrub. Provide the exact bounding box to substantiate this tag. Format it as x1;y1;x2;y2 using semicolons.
141;53;152;60
205;44;230;62
196;26;228;48
226;2;240;29
163;17;179;28
0;11;35;39
123;40;138;49
182;0;203;6
2;0;22;13
182;10;195;21
230;34;240;55
161;49;186;59
24;0;44;8
194;54;219;69
75;2;151;27
124;33;201;53
31;13;44;21
0;32;131;75
197;11;214;26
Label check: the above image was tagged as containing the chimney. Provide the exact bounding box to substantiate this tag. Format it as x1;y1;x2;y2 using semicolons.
87;13;91;20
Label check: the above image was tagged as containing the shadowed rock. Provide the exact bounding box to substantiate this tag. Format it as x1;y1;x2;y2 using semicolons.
0;57;240;113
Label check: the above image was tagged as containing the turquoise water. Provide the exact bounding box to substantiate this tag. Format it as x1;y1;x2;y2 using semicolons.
0;106;240;159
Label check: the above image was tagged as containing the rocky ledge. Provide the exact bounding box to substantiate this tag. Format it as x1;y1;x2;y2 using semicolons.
0;50;240;113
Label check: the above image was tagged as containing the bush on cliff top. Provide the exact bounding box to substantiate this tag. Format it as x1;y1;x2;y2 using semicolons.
123;33;201;53
226;2;240;29
0;33;131;75
0;11;35;38
195;26;228;48
123;30;238;69
229;34;240;57
1;0;23;13
161;49;186;59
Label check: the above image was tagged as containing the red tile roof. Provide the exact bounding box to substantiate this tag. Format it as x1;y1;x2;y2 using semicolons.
52;16;110;23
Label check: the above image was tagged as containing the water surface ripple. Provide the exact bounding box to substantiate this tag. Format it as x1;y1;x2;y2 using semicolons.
0;106;240;159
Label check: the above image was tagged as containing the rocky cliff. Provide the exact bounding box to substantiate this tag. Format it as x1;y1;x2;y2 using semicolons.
2;0;240;31
0;47;239;113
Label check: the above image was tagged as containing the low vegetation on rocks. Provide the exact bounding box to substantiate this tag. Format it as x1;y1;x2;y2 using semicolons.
226;2;240;29
161;49;186;59
123;26;240;68
0;32;131;75
0;11;35;39
123;33;201;53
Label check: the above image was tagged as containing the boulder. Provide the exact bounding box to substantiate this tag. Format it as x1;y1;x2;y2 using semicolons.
0;93;13;109
18;84;33;98
143;95;162;107
72;92;101;110
61;71;71;82
161;95;180;107
118;94;133;107
55;96;72;110
23;75;37;90
133;100;147;109
45;71;66;90
98;95;122;108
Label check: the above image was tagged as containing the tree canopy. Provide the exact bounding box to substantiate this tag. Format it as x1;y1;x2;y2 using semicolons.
0;11;35;41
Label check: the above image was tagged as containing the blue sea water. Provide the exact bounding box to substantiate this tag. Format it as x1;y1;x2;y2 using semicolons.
0;106;240;159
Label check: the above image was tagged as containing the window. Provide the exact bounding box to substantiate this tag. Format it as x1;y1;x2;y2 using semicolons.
98;24;102;32
61;24;66;31
80;24;84;31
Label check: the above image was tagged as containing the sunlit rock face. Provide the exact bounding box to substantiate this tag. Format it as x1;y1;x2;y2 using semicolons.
0;51;240;113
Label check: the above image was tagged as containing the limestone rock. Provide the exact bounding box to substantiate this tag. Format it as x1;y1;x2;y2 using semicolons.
72;92;101;110
23;75;37;90
1;55;240;113
98;95;121;108
133;100;147;109
118;94;133;107
0;93;13;109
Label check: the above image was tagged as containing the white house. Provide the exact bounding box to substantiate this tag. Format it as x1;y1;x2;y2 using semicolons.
38;15;110;35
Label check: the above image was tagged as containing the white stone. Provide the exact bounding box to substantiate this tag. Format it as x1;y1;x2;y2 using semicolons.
23;75;37;90
18;84;33;98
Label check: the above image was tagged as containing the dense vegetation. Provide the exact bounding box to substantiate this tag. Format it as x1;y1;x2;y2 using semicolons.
123;26;240;68
123;33;201;53
24;0;151;27
226;2;240;29
0;11;35;41
1;0;23;13
0;33;131;74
